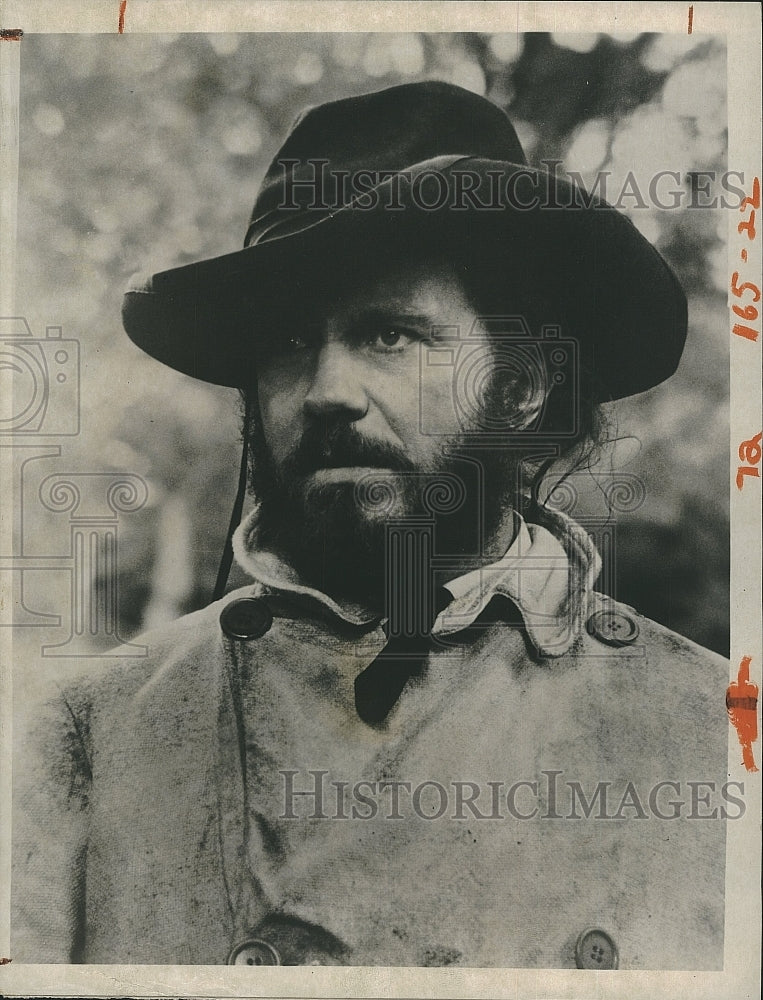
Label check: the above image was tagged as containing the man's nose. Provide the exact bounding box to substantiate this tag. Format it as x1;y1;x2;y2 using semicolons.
303;341;369;420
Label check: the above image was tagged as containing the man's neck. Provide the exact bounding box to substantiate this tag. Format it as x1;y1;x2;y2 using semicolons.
247;483;521;616
435;506;520;585
313;507;521;617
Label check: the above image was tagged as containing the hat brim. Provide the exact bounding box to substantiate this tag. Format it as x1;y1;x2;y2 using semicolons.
122;156;687;402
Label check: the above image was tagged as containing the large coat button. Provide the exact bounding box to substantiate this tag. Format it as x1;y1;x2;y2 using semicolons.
586;608;639;647
231;915;349;965
575;928;619;969
227;937;281;965
220;597;273;640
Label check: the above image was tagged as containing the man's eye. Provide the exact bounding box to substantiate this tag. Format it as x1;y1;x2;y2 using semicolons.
369;328;418;351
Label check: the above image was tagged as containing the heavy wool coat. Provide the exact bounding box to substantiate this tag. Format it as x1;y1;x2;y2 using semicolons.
12;511;730;967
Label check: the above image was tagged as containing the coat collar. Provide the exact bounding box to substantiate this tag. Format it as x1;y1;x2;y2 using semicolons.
232;505;601;658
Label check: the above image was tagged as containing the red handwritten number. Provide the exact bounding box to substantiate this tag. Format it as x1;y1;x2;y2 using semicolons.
736;431;762;489
731;272;761;301
738;211;757;240
733;324;758;341
730;271;761;330
733;304;759;322
738;177;760;240
737;465;760;489
738;432;762;466
740;177;761;211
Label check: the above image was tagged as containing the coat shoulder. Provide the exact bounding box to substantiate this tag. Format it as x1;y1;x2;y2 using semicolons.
17;585;258;745
65;585;257;701
578;591;729;681
560;592;730;776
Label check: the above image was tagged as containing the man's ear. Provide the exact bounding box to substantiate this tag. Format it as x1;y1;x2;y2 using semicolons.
489;344;548;431
512;372;547;430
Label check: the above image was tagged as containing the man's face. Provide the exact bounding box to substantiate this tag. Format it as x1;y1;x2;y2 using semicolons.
256;257;482;490
248;254;529;606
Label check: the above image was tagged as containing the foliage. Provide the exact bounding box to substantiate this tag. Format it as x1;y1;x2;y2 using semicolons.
16;31;729;652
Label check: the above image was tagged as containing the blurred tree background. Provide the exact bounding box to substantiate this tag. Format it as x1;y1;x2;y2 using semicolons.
15;31;729;654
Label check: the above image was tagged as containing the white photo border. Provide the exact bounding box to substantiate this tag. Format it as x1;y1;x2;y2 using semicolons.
1;3;760;998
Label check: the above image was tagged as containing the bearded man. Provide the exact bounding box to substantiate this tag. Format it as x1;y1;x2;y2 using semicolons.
13;82;729;969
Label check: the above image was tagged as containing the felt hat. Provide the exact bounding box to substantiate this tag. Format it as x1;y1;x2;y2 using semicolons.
122;81;687;401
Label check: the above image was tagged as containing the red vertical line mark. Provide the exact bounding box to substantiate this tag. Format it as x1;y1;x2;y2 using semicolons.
726;656;759;773
75;531;84;635
118;0;127;34
688;6;694;33
0;29;23;41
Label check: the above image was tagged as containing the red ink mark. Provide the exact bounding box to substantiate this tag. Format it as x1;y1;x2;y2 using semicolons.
118;0;127;33
688;5;693;33
731;272;761;304
727;657;759;772
736;431;762;488
733;323;759;342
732;178;761;336
0;28;23;40
738;212;757;240
740;177;760;212
730;267;761;342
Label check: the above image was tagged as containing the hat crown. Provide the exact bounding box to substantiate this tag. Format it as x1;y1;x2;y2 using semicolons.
247;81;527;245
123;82;687;402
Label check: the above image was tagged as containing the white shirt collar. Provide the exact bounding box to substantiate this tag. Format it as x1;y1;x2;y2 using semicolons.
232;506;601;658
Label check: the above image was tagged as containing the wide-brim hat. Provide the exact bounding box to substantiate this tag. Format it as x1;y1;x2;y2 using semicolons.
122;81;687;402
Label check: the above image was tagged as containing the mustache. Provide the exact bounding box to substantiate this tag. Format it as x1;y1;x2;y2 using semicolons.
283;422;416;478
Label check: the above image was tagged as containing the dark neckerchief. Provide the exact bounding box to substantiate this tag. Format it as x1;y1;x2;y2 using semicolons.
353;588;520;726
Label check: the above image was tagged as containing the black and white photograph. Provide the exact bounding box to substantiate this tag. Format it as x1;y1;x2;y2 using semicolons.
1;2;760;997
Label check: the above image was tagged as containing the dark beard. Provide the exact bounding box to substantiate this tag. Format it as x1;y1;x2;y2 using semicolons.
247;411;523;614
